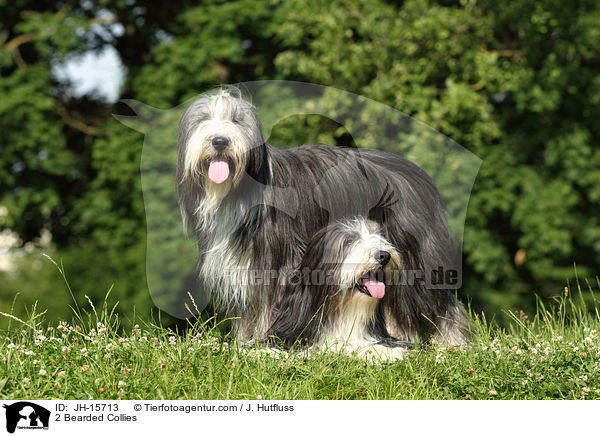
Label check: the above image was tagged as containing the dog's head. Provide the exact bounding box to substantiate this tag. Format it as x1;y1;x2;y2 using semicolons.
308;218;402;300
177;86;265;205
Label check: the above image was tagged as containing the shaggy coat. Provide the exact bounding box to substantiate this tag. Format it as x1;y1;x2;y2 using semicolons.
268;218;415;359
176;86;470;344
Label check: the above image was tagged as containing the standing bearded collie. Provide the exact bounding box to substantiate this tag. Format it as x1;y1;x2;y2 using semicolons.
176;85;470;345
268;218;413;360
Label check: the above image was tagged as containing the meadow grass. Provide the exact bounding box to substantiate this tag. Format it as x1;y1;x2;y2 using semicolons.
1;267;600;400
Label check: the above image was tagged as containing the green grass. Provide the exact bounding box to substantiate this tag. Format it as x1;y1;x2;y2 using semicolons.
2;268;600;400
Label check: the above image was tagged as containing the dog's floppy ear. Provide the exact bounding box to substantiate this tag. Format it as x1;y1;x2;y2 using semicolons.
266;272;326;349
267;227;337;348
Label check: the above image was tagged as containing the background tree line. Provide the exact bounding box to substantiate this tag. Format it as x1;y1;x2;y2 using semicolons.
1;0;599;326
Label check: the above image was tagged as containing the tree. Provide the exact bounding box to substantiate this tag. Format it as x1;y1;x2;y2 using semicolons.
1;0;599;324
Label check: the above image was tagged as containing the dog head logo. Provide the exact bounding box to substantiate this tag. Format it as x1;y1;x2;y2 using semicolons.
116;81;481;319
3;402;50;433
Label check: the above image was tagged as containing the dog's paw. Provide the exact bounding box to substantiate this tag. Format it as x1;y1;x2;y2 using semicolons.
358;344;407;362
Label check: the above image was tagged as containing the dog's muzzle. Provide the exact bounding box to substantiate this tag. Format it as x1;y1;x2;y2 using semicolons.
374;250;391;267
212;136;229;152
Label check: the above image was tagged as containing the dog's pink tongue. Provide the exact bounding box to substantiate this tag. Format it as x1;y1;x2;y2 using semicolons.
364;280;385;299
208;159;229;184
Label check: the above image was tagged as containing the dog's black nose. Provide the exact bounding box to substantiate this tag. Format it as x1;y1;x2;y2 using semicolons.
374;250;391;267
212;136;229;152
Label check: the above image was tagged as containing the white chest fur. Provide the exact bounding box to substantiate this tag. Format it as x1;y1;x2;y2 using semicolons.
197;201;253;313
318;293;406;361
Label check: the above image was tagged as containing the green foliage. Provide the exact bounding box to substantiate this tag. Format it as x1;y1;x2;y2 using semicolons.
131;0;277;106
265;0;600;312
0;246;151;328
1;0;600;321
0;64;70;239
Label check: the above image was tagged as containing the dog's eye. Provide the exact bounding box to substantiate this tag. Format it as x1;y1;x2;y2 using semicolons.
342;238;354;251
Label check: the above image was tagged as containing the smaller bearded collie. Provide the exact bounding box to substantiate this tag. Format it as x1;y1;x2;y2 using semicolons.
268;218;412;360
